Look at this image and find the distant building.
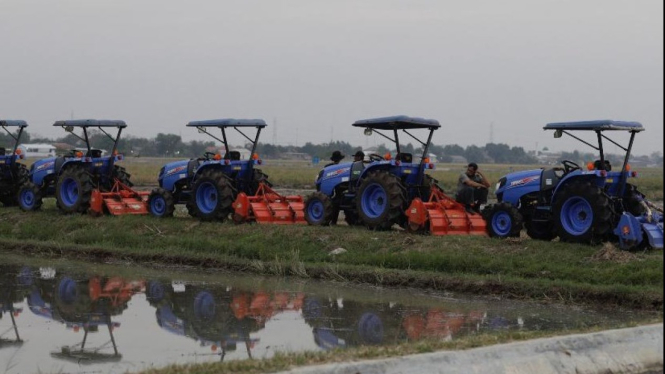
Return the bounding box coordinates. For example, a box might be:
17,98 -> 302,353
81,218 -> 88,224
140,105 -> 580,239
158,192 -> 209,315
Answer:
17,143 -> 56,159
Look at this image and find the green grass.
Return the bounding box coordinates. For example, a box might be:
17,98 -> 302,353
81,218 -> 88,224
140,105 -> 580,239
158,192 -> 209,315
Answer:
0,206 -> 662,310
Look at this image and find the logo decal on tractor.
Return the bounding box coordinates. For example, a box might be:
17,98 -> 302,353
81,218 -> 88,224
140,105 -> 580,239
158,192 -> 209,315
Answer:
35,161 -> 55,171
509,176 -> 539,187
325,167 -> 350,178
165,165 -> 187,176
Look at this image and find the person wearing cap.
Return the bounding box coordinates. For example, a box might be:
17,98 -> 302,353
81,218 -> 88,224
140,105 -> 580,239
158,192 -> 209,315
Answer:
325,150 -> 345,167
353,150 -> 365,162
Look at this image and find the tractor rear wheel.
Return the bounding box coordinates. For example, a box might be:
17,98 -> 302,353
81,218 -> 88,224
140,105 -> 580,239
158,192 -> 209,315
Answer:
250,169 -> 272,194
553,181 -> 614,244
17,182 -> 43,211
482,203 -> 523,238
56,166 -> 93,214
304,192 -> 336,225
113,165 -> 133,188
148,188 -> 175,218
187,169 -> 235,221
356,171 -> 406,230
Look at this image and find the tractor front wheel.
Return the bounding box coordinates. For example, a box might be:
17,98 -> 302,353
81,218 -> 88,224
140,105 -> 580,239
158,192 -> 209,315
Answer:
553,181 -> 613,244
148,188 -> 175,218
187,169 -> 236,221
482,203 -> 523,238
356,171 -> 406,230
304,192 -> 336,225
55,166 -> 93,214
17,182 -> 43,211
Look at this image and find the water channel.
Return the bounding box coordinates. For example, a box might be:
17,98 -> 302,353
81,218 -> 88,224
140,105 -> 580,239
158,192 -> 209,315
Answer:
0,252 -> 657,374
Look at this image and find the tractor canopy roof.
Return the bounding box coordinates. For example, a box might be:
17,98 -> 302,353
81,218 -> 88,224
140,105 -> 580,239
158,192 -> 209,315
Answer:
53,119 -> 127,128
352,115 -> 440,130
186,119 -> 267,128
544,120 -> 644,132
0,120 -> 28,127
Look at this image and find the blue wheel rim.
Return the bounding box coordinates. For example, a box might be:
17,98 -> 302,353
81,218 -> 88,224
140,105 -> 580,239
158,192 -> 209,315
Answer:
57,277 -> 78,304
560,197 -> 593,235
195,182 -> 217,214
307,199 -> 324,222
150,195 -> 166,216
491,211 -> 512,236
193,291 -> 216,320
20,188 -> 35,209
358,312 -> 384,344
361,183 -> 387,219
60,178 -> 79,207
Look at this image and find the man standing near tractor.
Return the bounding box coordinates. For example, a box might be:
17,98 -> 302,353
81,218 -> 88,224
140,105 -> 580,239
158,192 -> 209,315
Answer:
456,162 -> 490,213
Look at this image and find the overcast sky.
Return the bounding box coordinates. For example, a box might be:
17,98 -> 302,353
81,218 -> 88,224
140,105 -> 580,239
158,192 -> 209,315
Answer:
1,0 -> 662,155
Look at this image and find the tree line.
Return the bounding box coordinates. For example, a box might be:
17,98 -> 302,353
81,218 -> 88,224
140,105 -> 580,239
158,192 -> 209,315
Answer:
2,129 -> 661,166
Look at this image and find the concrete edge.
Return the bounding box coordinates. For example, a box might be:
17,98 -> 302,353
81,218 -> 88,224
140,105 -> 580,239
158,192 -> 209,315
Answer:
277,323 -> 663,374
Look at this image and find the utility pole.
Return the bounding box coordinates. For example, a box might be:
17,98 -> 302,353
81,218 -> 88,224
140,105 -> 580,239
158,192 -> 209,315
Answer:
272,118 -> 277,145
489,121 -> 494,144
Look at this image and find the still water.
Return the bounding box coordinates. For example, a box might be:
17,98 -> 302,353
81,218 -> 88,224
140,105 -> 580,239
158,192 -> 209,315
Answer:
0,253 -> 656,374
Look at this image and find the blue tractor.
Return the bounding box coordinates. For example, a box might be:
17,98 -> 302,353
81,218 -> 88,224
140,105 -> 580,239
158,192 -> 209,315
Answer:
304,115 -> 439,230
0,120 -> 29,207
148,119 -> 269,221
17,120 -> 132,213
483,120 -> 663,250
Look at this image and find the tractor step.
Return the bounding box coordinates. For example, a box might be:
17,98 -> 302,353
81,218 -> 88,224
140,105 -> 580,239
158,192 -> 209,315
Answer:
233,183 -> 306,224
406,185 -> 487,236
90,180 -> 149,216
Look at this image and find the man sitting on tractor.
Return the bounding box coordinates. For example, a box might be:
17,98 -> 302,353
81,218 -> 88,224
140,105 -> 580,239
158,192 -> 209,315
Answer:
456,162 -> 490,213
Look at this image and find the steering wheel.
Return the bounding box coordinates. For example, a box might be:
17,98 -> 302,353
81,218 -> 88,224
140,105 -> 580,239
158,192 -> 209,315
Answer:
368,153 -> 384,162
561,160 -> 580,173
203,151 -> 217,160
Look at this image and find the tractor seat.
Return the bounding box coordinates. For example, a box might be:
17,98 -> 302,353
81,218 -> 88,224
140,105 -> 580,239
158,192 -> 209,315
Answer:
225,151 -> 241,161
397,153 -> 412,163
0,147 -> 5,156
593,160 -> 611,171
87,149 -> 103,158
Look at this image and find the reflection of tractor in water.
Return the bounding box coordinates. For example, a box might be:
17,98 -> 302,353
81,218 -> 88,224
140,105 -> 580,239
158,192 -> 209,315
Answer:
0,265 -> 34,347
27,271 -> 144,363
301,296 -> 486,349
146,279 -> 304,361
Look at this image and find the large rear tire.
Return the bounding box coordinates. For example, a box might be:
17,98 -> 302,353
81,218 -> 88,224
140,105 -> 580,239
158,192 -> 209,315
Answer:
356,171 -> 406,230
482,203 -> 523,238
17,182 -> 43,211
553,181 -> 614,244
113,165 -> 133,188
148,188 -> 175,218
187,169 -> 235,221
56,166 -> 93,214
304,192 -> 336,225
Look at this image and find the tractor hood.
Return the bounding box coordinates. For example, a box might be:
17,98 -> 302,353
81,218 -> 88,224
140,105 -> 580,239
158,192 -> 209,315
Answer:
31,157 -> 57,173
500,169 -> 542,190
159,160 -> 190,180
495,169 -> 542,205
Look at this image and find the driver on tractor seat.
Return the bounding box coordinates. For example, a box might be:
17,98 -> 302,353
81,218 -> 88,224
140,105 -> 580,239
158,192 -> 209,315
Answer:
325,150 -> 345,167
353,150 -> 365,162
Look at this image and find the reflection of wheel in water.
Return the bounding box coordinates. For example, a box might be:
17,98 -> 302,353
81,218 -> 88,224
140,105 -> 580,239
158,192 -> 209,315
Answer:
193,291 -> 216,320
146,280 -> 166,303
357,312 -> 384,344
57,277 -> 79,304
302,297 -> 323,320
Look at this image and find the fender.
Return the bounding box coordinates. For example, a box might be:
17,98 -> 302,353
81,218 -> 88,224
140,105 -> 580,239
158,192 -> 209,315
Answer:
551,170 -> 607,203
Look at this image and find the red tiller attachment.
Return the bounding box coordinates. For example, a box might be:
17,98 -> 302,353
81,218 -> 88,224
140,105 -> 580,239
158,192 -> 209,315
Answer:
406,185 -> 487,236
89,179 -> 150,216
233,182 -> 306,224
